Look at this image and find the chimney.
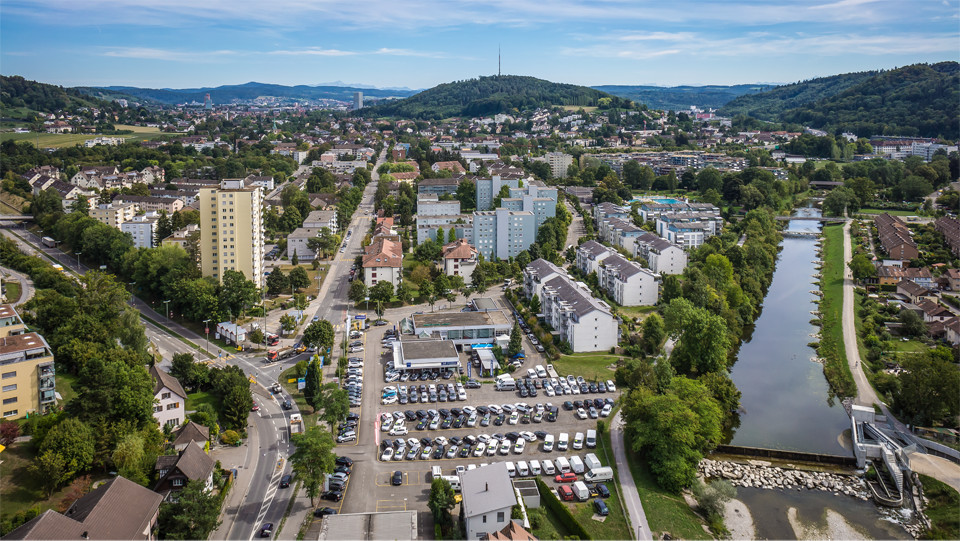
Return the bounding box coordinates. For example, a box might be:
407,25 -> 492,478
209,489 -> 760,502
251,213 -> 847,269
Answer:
485,482 -> 489,491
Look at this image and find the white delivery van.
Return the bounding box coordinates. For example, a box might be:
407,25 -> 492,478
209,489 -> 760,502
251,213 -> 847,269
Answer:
441,475 -> 462,491
542,459 -> 556,475
584,466 -> 614,483
535,365 -> 547,377
569,455 -> 585,474
529,459 -> 542,475
586,429 -> 597,449
517,460 -> 529,477
558,432 -> 569,451
556,456 -> 571,473
431,465 -> 443,480
505,461 -> 517,477
573,432 -> 584,450
496,376 -> 516,391
543,434 -> 555,452
584,453 -> 602,472
572,481 -> 590,501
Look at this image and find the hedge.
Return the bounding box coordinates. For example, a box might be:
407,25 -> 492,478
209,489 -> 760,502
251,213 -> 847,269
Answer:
534,477 -> 591,540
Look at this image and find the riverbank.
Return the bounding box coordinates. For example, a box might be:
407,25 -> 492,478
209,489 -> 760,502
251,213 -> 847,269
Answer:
816,223 -> 857,397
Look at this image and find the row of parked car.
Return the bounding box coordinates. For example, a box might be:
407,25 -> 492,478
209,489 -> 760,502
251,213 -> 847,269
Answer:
377,427 -> 600,462
381,381 -> 468,405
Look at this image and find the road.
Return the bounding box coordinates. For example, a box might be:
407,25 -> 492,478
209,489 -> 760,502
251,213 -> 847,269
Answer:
841,220 -> 960,492
610,412 -> 652,540
0,265 -> 34,306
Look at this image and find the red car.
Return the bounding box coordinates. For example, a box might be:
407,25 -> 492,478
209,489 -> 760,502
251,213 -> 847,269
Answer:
555,472 -> 577,483
557,485 -> 575,501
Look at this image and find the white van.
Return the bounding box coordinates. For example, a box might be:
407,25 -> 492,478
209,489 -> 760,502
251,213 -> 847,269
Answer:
535,365 -> 547,378
505,461 -> 517,477
441,475 -> 462,492
529,459 -> 542,475
586,429 -> 597,449
569,455 -> 585,474
556,456 -> 571,473
431,465 -> 443,480
542,459 -> 556,475
517,460 -> 529,477
558,432 -> 569,451
573,432 -> 584,450
543,434 -> 555,452
584,466 -> 614,483
496,376 -> 516,391
584,453 -> 602,472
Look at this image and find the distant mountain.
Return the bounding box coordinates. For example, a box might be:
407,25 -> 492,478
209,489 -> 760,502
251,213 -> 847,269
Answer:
363,75 -> 629,119
1,75 -> 114,118
720,62 -> 959,139
592,84 -> 772,111
75,81 -> 419,105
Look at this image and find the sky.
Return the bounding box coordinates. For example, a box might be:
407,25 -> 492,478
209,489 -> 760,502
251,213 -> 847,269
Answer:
1,0 -> 958,91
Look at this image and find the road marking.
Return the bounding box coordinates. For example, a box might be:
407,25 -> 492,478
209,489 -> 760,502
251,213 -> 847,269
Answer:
376,499 -> 407,512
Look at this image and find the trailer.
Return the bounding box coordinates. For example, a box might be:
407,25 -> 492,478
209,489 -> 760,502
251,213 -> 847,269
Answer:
289,413 -> 303,435
41,236 -> 57,248
266,347 -> 295,363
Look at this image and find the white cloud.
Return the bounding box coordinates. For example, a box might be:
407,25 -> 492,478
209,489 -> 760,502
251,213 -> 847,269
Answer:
101,47 -> 239,61
268,48 -> 358,57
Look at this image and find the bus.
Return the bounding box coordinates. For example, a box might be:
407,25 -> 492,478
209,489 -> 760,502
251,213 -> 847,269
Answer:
41,236 -> 56,248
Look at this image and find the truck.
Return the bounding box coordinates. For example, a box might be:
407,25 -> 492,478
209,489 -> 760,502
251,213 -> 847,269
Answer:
266,347 -> 297,362
289,413 -> 303,435
572,481 -> 590,502
266,334 -> 280,346
41,236 -> 56,248
584,467 -> 614,483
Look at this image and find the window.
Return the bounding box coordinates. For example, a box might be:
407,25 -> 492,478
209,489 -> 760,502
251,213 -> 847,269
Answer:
3,410 -> 18,417
161,392 -> 171,400
167,402 -> 180,410
2,397 -> 17,405
482,515 -> 487,524
172,478 -> 184,487
1,384 -> 16,392
154,405 -> 163,412
1,371 -> 15,379
497,511 -> 504,522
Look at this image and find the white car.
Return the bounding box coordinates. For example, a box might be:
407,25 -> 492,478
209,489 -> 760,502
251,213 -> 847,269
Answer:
486,443 -> 498,456
542,459 -> 556,475
508,412 -> 519,425
519,431 -> 537,442
349,346 -> 364,353
573,432 -> 584,450
390,425 -> 408,436
457,389 -> 467,400
434,436 -> 449,447
601,404 -> 612,417
381,395 -> 398,405
473,442 -> 486,456
513,439 -> 525,454
463,405 -> 476,415
606,380 -> 616,392
380,417 -> 393,431
429,417 -> 441,430
488,404 -> 502,414
381,447 -> 394,461
476,434 -> 491,443
576,408 -> 588,419
499,440 -> 511,455
467,415 -> 478,427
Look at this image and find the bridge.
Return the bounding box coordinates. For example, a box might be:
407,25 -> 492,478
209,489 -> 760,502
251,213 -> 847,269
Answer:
0,215 -> 34,222
775,216 -> 846,223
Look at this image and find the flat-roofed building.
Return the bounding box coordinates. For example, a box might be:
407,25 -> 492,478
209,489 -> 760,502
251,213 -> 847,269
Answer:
317,511 -> 418,541
198,179 -> 265,288
121,213 -> 160,249
411,309 -> 512,346
0,304 -> 27,337
287,227 -> 321,261
0,331 -> 56,419
90,202 -> 136,228
391,339 -> 460,371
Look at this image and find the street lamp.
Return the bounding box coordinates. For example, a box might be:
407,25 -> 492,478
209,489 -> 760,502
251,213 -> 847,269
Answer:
163,300 -> 171,321
76,252 -> 81,269
203,319 -> 211,353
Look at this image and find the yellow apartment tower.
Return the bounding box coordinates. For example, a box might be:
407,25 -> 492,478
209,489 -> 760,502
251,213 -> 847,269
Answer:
198,179 -> 265,289
0,305 -> 56,419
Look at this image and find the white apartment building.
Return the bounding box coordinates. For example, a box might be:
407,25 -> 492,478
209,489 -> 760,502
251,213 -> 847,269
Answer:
596,253 -> 659,306
634,233 -> 688,275
120,213 -> 160,249
90,202 -> 136,228
287,227 -> 321,261
441,239 -> 479,284
363,237 -> 402,288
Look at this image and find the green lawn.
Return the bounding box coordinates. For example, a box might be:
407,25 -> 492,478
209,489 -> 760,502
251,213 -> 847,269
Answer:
186,391 -> 217,413
817,223 -> 856,397
0,442 -> 92,523
619,435 -> 712,540
887,339 -> 930,354
857,208 -> 919,217
573,431 -> 632,540
918,474 -> 960,540
3,282 -> 21,304
279,366 -> 319,428
55,372 -> 79,405
528,505 -> 573,539
553,352 -> 621,382
0,126 -> 176,149
617,305 -> 658,322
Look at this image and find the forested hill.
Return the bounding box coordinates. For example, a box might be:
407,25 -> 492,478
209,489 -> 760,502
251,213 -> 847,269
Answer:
364,75 -> 629,119
594,84 -> 771,111
720,62 -> 960,139
77,81 -> 418,105
1,75 -> 114,117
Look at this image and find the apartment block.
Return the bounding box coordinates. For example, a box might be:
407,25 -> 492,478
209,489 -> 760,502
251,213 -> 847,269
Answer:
472,209 -> 535,260
198,179 -> 265,288
302,209 -> 338,232
363,237 -> 403,288
475,176 -> 520,211
500,182 -> 558,229
90,202 -> 136,228
416,215 -> 472,245
0,315 -> 56,420
533,152 -> 573,178
287,227 -> 321,261
417,195 -> 461,216
121,213 -> 160,249
417,178 -> 461,198
441,239 -> 479,284
634,232 -> 687,275
577,242 -> 659,306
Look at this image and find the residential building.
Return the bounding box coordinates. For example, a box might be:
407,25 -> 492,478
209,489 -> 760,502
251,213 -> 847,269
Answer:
576,240 -> 613,275
353,91 -> 363,110
154,444 -> 215,500
523,259 -> 618,352
113,195 -> 184,215
441,238 -> 479,284
500,182 -> 558,229
875,213 -> 918,260
0,329 -> 56,419
417,178 -> 461,197
431,161 -> 466,174
302,209 -> 338,232
363,237 -> 402,288
288,227 -> 321,261
472,209 -> 535,260
461,463 -> 518,540
198,179 -> 266,288
577,243 -> 660,306
600,217 -> 645,254
416,215 -> 472,245
488,521 -> 538,541
90,202 -> 136,228
121,213 -> 160,249
245,175 -> 276,191
634,232 -> 687,275
417,195 -> 461,216
943,268 -> 960,292
411,310 -> 512,346
659,220 -> 706,250
536,152 -> 573,179
3,476 -> 163,541
476,176 -> 520,211
934,217 -> 960,257
150,365 -> 186,429
0,304 -> 27,337
875,265 -> 934,288
172,421 -> 210,452
162,224 -> 200,251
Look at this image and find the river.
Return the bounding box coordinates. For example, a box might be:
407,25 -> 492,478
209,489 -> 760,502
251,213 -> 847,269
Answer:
728,208 -> 850,454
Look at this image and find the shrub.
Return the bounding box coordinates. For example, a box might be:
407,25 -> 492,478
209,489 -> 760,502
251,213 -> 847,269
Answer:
534,477 -> 591,540
220,430 -> 240,445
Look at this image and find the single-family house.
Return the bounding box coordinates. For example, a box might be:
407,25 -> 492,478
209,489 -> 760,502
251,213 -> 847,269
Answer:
150,365 -> 186,429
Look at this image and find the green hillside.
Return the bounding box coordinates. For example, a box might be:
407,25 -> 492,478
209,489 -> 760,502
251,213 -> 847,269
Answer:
365,75 -> 629,119
594,84 -> 770,111
1,75 -> 113,120
719,62 -> 959,139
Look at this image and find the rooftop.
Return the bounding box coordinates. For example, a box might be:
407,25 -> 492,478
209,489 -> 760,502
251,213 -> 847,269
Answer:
397,339 -> 459,361
460,462 -> 517,518
317,510 -> 418,541
413,309 -> 510,328
0,332 -> 50,356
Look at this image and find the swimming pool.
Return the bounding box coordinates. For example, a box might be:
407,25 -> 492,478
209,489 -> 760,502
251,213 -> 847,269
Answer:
629,197 -> 682,205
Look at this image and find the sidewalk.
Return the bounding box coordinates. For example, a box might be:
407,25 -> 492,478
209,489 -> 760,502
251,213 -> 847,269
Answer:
210,414 -> 259,540
610,412 -> 653,541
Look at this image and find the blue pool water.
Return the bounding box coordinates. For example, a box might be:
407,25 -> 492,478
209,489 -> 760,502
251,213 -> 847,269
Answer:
629,197 -> 681,205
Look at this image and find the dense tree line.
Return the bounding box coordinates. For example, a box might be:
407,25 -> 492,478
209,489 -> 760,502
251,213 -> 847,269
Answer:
1,75 -> 119,118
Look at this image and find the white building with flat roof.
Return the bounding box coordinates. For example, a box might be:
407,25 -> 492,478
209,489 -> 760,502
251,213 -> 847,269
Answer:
391,339 -> 460,371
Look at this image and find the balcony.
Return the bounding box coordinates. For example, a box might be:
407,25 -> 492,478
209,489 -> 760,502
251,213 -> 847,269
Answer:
39,390 -> 56,404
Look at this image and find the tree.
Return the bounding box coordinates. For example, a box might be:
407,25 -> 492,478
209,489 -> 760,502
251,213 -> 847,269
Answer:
663,298 -> 730,375
248,328 -> 265,346
31,450 -> 72,497
288,266 -> 310,291
641,313 -> 666,355
418,280 -> 434,305
279,313 -> 297,334
158,479 -> 222,539
414,239 -> 442,262
154,211 -> 174,246
508,322 -> 523,357
318,382 -> 349,431
303,320 -> 334,351
348,279 -> 367,303
822,186 -> 860,216
894,349 -> 960,426
899,309 -> 926,338
409,264 -> 432,286
691,479 -> 736,525
291,251 -> 299,266
369,280 -> 394,303
434,273 -> 450,297
303,357 -> 322,412
112,433 -> 147,485
38,418 -> 95,481
289,427 -> 337,505
220,270 -> 259,317
221,385 -> 253,431
848,253 -> 877,282
395,281 -> 411,305
170,353 -> 208,392
472,266 -> 487,295
428,477 -> 456,527
0,420 -> 20,447
529,294 -> 541,314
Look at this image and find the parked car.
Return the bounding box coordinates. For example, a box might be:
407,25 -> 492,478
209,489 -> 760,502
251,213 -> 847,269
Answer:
555,472 -> 577,483
594,498 -> 609,516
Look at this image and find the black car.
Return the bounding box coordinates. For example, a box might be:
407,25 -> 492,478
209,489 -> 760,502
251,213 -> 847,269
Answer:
279,474 -> 292,488
282,399 -> 293,410
595,483 -> 611,498
334,465 -> 352,475
594,398 -> 605,409
534,430 -> 548,440
440,418 -> 453,429
573,400 -> 584,409
458,446 -> 470,458
518,387 -> 529,398
433,446 -> 445,459
450,408 -> 463,417
594,498 -> 609,516
416,409 -> 428,419
405,410 -> 417,421
314,507 -> 338,517
450,436 -> 462,446
562,401 -> 574,410
392,471 -> 403,486
335,456 -> 354,467
381,439 -> 393,450
598,382 -> 607,393
259,523 -> 274,538
321,490 -> 343,501
505,432 -> 520,441
452,416 -> 465,429
493,414 -> 505,426
546,409 -> 558,422
346,413 -> 359,421
439,408 -> 451,417
589,383 -> 598,393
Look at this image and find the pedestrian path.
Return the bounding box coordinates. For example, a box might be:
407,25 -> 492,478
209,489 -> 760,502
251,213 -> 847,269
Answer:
610,412 -> 652,540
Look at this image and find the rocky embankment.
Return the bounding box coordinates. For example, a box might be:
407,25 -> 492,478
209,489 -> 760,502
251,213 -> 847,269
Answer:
699,459 -> 870,500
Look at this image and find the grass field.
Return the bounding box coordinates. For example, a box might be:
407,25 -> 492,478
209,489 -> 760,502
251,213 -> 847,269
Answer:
0,124 -> 173,149
561,105 -> 598,112
817,223 -> 856,397
857,208 -> 919,216
528,505 -> 573,539
279,366 -> 320,428
55,371 -> 79,404
3,282 -> 21,304
887,339 -> 930,354
186,391 -> 217,413
620,436 -> 712,540
553,352 -> 620,382
918,474 -> 960,539
0,442 -> 93,522
617,305 -> 658,322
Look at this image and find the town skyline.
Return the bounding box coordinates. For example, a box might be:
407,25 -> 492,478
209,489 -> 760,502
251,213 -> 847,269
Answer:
1,0 -> 957,89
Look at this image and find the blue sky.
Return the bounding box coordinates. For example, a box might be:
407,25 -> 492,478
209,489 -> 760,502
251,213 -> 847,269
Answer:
2,0 -> 957,90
